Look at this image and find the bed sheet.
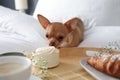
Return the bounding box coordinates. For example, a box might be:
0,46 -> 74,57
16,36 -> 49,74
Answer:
80,26 -> 120,48
0,31 -> 48,55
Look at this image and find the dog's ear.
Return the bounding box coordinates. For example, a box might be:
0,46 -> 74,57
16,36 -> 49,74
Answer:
64,18 -> 79,32
37,14 -> 50,29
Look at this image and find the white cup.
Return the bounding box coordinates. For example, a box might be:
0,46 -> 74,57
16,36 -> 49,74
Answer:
0,56 -> 32,80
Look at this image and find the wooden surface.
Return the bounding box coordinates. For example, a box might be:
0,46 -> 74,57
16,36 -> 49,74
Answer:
29,47 -> 120,80
46,47 -> 99,80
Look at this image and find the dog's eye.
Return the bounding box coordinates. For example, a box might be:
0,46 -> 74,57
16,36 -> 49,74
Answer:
58,36 -> 63,40
46,34 -> 48,38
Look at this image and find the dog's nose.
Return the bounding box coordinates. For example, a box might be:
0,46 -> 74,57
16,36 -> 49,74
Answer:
49,42 -> 56,46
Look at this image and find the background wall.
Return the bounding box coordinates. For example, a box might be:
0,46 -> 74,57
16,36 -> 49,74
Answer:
0,0 -> 38,15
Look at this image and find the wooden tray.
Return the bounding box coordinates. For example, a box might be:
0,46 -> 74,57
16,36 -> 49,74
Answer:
28,47 -> 111,80
47,47 -> 96,80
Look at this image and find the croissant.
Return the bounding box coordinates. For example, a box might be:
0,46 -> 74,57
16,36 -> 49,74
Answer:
87,54 -> 120,78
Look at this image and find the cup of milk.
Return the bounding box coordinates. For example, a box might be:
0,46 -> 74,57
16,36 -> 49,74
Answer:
0,56 -> 32,80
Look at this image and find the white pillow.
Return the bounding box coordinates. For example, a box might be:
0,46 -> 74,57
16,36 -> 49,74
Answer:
0,6 -> 48,53
33,0 -> 96,30
0,6 -> 46,41
34,0 -> 120,26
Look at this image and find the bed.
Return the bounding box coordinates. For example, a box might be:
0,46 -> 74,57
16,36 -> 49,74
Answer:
0,0 -> 120,55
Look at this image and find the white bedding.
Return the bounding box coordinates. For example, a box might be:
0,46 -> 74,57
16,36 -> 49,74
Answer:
80,26 -> 120,48
0,4 -> 120,55
34,0 -> 120,26
0,6 -> 48,54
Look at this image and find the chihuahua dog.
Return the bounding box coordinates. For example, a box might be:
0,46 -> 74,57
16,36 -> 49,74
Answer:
37,14 -> 84,48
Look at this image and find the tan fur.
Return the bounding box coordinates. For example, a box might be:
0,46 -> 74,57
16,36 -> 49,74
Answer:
37,14 -> 84,48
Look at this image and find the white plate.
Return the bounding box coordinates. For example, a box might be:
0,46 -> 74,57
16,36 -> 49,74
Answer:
29,75 -> 42,80
80,57 -> 120,80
